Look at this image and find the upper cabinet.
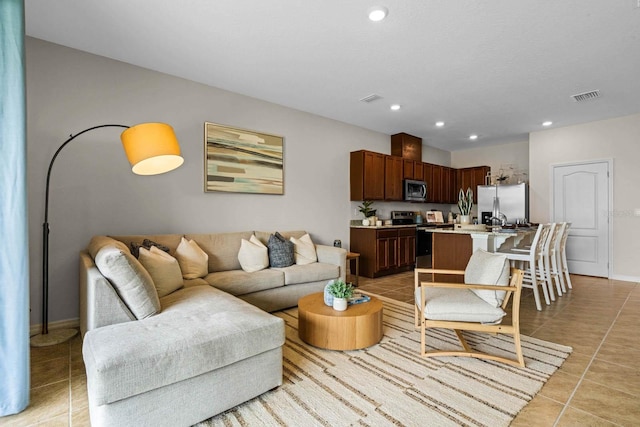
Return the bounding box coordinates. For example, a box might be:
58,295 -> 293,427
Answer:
391,133 -> 422,161
384,155 -> 403,201
350,148 -> 489,204
457,166 -> 490,201
350,150 -> 385,201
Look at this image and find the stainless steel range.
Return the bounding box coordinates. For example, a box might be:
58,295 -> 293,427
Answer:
390,210 -> 416,225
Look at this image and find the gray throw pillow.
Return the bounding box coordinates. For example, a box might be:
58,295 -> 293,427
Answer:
267,232 -> 295,268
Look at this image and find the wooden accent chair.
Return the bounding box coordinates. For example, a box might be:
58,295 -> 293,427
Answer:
414,249 -> 525,367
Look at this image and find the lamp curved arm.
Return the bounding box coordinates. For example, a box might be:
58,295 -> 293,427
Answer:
43,124 -> 129,225
41,124 -> 128,336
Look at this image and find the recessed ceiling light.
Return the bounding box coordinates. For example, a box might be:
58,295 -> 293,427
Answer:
390,104 -> 401,111
469,134 -> 478,140
542,121 -> 553,127
368,6 -> 388,21
435,121 -> 445,127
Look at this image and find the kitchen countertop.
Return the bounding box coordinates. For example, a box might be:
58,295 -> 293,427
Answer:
430,227 -> 534,235
350,223 -> 457,230
350,224 -> 417,229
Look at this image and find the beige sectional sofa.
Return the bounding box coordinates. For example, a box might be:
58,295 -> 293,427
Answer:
80,230 -> 346,427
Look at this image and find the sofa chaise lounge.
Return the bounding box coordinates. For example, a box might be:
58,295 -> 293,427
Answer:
80,230 -> 346,427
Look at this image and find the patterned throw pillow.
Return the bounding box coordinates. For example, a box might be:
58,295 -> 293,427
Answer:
267,232 -> 295,268
130,239 -> 171,258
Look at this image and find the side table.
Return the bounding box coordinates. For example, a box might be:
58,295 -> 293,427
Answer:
346,251 -> 360,286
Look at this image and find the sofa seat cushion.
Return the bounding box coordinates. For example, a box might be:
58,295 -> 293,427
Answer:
205,269 -> 284,296
82,286 -> 285,406
273,262 -> 339,285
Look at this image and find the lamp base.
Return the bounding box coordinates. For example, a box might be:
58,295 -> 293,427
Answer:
30,328 -> 78,347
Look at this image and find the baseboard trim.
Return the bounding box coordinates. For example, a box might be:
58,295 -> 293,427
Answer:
610,274 -> 640,283
30,318 -> 80,337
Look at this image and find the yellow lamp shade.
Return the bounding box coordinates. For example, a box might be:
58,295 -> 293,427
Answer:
120,123 -> 184,175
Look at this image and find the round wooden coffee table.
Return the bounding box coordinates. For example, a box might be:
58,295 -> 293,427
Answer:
298,292 -> 383,350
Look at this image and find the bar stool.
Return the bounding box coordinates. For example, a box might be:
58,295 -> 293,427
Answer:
559,222 -> 573,290
498,224 -> 549,311
549,222 -> 567,295
539,222 -> 558,302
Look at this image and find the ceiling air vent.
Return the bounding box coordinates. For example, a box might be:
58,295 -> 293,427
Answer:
359,93 -> 382,103
571,90 -> 601,102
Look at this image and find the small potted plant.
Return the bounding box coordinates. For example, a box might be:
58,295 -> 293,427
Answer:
327,280 -> 354,311
358,201 -> 377,226
458,187 -> 473,224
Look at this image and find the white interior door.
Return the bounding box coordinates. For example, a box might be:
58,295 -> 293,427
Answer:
552,161 -> 610,277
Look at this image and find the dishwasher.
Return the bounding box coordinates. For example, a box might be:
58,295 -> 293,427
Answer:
415,226 -> 433,268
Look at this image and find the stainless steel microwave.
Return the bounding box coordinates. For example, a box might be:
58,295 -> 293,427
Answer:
404,179 -> 427,202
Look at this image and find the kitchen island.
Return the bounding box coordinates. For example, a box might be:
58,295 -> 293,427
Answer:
430,227 -> 534,281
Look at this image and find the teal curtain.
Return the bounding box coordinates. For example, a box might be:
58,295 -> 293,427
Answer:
0,0 -> 30,416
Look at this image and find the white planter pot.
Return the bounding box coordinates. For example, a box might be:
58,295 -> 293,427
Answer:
333,298 -> 348,311
460,215 -> 471,225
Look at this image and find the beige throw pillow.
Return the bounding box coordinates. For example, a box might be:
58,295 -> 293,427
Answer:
138,246 -> 184,297
93,244 -> 160,319
175,237 -> 209,279
238,235 -> 269,273
290,233 -> 318,265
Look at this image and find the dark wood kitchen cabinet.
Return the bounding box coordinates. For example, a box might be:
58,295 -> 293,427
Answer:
384,155 -> 403,201
350,226 -> 416,278
397,228 -> 416,268
391,133 -> 422,161
350,150 -> 385,201
423,163 -> 434,202
431,165 -> 443,202
403,159 -> 424,180
457,166 -> 490,201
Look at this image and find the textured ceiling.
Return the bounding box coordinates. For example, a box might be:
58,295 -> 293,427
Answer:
25,0 -> 640,151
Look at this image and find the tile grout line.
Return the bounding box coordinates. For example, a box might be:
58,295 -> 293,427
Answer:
552,292 -> 632,426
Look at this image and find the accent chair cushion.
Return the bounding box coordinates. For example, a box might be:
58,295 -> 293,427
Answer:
175,237 -> 209,279
290,233 -> 317,265
238,235 -> 269,273
267,232 -> 295,268
415,287 -> 506,324
138,246 -> 184,297
464,249 -> 510,307
92,239 -> 161,320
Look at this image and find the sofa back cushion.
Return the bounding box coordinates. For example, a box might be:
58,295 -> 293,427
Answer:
185,231 -> 253,272
89,236 -> 160,319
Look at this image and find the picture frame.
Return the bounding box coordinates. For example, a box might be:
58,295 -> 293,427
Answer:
204,122 -> 284,194
426,211 -> 444,223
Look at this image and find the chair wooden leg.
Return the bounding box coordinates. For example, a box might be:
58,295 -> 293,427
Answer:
421,317 -> 426,356
454,329 -> 472,352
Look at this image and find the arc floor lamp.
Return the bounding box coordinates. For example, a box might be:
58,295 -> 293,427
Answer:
30,122 -> 184,347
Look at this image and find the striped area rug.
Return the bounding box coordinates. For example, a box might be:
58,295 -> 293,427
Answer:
196,296 -> 572,427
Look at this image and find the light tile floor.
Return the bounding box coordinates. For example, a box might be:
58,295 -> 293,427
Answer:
2,273 -> 639,426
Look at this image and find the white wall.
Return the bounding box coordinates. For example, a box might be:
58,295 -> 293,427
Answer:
451,140 -> 529,179
26,38 -> 402,325
529,113 -> 640,281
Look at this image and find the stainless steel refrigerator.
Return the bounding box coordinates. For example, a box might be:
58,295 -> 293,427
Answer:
477,183 -> 529,225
